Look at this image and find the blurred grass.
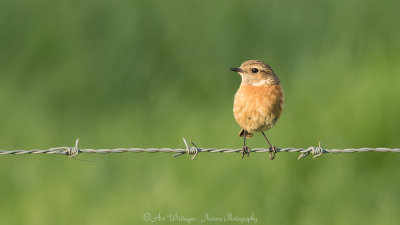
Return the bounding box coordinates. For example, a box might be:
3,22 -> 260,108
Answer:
0,0 -> 400,224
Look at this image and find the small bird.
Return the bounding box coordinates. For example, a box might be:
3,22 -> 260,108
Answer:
230,60 -> 284,160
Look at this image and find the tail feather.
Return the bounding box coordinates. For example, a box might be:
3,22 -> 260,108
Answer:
238,129 -> 253,138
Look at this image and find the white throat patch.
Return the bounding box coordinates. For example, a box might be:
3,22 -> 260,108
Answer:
251,80 -> 268,86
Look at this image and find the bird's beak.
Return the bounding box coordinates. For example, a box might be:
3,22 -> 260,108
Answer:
230,67 -> 243,72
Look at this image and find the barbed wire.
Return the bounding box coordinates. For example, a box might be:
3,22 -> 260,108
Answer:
0,138 -> 399,160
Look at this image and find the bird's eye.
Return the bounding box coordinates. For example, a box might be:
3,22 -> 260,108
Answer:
251,68 -> 258,73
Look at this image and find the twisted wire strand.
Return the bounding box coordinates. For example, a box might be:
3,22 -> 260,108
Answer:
0,138 -> 399,160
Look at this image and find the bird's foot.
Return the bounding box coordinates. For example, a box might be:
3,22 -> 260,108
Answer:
242,146 -> 251,159
268,146 -> 277,160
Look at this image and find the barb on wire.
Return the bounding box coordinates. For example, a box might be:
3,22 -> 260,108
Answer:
298,140 -> 323,160
0,138 -> 399,160
173,138 -> 199,160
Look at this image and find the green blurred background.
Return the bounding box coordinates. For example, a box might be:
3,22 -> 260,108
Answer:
0,0 -> 400,224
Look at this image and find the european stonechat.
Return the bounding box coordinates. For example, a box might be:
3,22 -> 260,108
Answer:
230,60 -> 284,160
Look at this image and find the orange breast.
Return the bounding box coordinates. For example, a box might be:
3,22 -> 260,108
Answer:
233,84 -> 284,133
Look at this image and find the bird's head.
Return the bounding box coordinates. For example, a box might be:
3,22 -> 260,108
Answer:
230,60 -> 280,86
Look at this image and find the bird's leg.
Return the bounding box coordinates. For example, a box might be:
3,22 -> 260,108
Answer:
262,131 -> 277,160
242,130 -> 251,158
